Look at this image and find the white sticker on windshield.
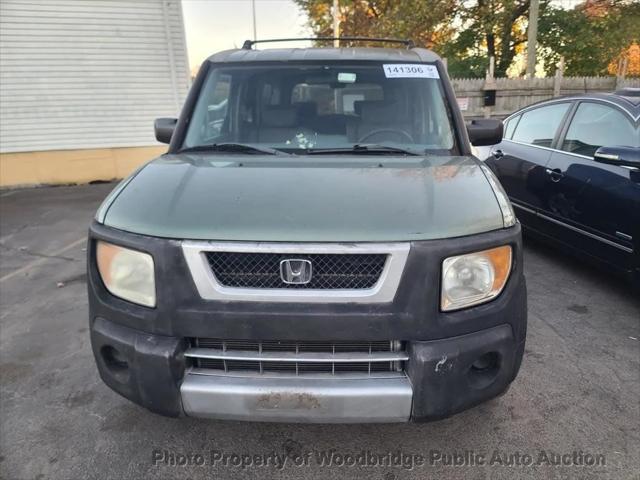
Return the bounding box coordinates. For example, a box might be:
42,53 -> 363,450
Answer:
383,64 -> 439,79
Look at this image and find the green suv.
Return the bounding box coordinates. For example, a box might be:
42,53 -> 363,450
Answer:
88,39 -> 527,423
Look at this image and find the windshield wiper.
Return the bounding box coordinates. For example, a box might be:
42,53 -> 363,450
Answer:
179,143 -> 289,155
306,144 -> 423,156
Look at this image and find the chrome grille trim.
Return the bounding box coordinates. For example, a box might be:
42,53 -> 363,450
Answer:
182,241 -> 410,303
187,369 -> 406,379
185,348 -> 408,363
186,339 -> 407,378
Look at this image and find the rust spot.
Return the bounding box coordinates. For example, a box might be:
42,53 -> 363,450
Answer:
256,391 -> 321,410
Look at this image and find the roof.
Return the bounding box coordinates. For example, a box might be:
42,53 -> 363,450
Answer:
582,90 -> 640,108
613,88 -> 640,105
206,47 -> 441,64
508,90 -> 640,120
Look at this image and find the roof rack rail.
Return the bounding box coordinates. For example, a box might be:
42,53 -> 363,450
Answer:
242,37 -> 415,50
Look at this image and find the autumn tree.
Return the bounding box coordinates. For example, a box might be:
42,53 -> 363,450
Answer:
609,43 -> 640,77
292,0 -> 457,49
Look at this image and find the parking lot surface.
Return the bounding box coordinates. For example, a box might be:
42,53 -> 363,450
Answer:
1,183 -> 638,480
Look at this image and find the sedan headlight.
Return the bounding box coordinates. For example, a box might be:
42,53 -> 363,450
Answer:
96,241 -> 156,307
441,245 -> 512,311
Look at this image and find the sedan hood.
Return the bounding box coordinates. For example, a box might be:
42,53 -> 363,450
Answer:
99,154 -> 504,242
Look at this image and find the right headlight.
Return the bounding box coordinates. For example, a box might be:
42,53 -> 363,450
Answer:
96,241 -> 156,307
441,245 -> 512,311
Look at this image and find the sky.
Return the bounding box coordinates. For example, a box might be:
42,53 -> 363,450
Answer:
182,0 -> 310,72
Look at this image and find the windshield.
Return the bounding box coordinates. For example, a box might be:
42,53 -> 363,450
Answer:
183,62 -> 457,154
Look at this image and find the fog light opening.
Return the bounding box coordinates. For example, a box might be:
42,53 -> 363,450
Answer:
471,352 -> 499,372
101,345 -> 130,381
468,352 -> 501,389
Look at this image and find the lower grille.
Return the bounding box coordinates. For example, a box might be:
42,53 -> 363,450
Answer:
186,339 -> 407,377
195,339 -> 396,352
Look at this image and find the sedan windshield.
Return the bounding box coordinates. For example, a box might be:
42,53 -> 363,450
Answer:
183,62 -> 457,154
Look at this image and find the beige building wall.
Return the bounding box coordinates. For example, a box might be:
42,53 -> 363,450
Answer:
0,146 -> 167,187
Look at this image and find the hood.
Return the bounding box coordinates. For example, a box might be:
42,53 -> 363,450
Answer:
99,154 -> 504,242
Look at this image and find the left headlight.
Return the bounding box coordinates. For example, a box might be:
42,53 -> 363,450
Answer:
441,245 -> 512,311
96,241 -> 156,307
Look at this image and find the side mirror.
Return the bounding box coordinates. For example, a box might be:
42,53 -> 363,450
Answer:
594,146 -> 640,169
154,117 -> 177,144
467,119 -> 503,147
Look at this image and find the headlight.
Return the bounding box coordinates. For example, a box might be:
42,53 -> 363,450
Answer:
96,241 -> 156,307
480,164 -> 516,228
441,245 -> 512,311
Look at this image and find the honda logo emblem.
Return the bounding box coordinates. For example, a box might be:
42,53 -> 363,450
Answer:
279,259 -> 313,285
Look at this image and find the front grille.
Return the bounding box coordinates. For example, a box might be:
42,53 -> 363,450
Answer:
195,339 -> 395,352
205,252 -> 387,289
186,339 -> 406,377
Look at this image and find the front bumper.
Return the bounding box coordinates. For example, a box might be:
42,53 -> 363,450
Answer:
88,222 -> 527,422
91,317 -> 524,422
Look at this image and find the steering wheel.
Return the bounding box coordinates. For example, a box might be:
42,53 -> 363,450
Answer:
358,129 -> 414,143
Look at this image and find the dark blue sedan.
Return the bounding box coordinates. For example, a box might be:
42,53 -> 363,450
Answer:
484,88 -> 640,282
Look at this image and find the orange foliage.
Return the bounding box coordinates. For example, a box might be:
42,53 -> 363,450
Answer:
578,0 -> 613,18
608,43 -> 640,76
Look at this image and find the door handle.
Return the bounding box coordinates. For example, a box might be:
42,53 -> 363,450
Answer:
545,168 -> 564,182
493,149 -> 504,159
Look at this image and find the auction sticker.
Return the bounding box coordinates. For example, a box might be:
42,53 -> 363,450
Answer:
383,64 -> 439,79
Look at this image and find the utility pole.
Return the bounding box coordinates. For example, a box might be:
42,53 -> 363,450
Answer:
333,0 -> 340,47
251,0 -> 257,41
526,0 -> 539,78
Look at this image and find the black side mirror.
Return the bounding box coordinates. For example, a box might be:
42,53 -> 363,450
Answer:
154,118 -> 177,144
467,119 -> 503,147
594,146 -> 640,169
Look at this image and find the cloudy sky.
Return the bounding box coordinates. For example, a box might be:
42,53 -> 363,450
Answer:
182,0 -> 309,70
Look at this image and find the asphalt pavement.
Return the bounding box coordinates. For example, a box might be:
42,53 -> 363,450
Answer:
1,183 -> 638,480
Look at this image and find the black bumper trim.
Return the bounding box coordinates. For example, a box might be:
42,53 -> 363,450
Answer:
408,324 -> 523,421
90,317 -> 186,417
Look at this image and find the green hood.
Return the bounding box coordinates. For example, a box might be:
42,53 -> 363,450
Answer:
99,154 -> 504,242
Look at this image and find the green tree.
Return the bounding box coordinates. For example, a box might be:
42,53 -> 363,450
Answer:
538,1 -> 640,76
441,0 -> 549,78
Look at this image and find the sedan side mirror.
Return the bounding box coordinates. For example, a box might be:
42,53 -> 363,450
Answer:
154,117 -> 177,144
467,119 -> 504,147
594,146 -> 640,169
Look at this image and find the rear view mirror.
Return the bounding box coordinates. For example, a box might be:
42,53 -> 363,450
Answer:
154,118 -> 177,144
594,146 -> 640,169
467,119 -> 503,147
